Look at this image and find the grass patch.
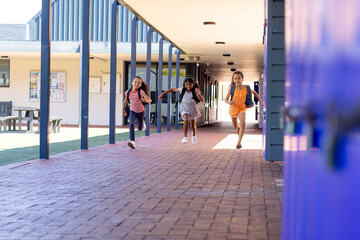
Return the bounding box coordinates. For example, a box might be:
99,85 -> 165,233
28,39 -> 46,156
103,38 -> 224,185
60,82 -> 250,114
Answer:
0,130 -> 155,166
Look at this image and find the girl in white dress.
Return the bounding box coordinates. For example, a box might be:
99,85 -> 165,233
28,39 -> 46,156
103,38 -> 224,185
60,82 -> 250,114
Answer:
159,76 -> 204,144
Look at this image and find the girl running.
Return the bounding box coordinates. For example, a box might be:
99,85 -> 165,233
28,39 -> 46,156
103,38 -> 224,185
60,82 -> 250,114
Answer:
225,71 -> 263,149
122,76 -> 152,149
159,75 -> 204,144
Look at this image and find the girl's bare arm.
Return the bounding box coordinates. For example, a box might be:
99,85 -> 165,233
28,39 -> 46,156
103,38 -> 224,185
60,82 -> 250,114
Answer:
251,90 -> 264,107
141,92 -> 152,103
195,88 -> 204,102
225,87 -> 232,105
122,97 -> 129,116
158,88 -> 180,100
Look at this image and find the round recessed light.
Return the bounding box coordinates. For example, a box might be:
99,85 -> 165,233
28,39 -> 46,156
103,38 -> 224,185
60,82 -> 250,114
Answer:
223,53 -> 231,57
227,61 -> 234,65
203,21 -> 216,25
230,68 -> 236,71
215,41 -> 225,44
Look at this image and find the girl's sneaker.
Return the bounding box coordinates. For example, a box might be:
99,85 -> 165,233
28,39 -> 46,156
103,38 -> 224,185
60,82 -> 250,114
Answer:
192,136 -> 197,144
181,137 -> 187,143
128,141 -> 136,149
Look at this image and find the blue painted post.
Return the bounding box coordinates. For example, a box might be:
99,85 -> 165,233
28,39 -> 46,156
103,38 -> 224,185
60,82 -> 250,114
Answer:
175,50 -> 181,130
145,27 -> 152,136
167,44 -> 173,131
80,0 -> 91,150
157,37 -> 164,133
109,0 -> 118,144
39,0 -> 51,159
131,16 -> 137,80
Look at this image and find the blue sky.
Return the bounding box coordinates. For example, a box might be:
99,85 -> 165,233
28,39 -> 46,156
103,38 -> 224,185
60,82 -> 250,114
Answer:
0,0 -> 42,24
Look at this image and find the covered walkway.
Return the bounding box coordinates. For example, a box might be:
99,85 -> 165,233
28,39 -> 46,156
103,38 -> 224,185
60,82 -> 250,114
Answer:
0,123 -> 282,240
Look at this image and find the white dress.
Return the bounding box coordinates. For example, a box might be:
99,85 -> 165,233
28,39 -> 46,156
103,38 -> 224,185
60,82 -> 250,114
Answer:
179,89 -> 201,120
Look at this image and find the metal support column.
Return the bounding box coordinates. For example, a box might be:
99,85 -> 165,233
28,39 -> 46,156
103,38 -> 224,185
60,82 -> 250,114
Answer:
130,16 -> 137,80
175,50 -> 181,130
80,0 -> 91,150
39,0 -> 52,159
145,27 -> 152,136
263,0 -> 285,161
109,0 -> 118,144
157,37 -> 164,133
166,44 -> 173,131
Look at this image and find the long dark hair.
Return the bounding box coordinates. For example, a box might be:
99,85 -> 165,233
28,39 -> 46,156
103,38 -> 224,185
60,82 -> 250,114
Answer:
230,71 -> 244,86
179,75 -> 200,104
132,76 -> 149,95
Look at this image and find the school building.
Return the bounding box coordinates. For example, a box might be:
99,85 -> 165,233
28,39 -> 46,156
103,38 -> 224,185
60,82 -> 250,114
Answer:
1,0 -> 360,239
0,1 -> 252,128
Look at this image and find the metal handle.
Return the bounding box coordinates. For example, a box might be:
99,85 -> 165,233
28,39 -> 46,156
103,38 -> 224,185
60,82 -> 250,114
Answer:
327,106 -> 360,169
280,106 -> 304,134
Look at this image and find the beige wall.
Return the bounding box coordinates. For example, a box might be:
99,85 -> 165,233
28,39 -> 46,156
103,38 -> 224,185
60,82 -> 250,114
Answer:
0,57 -> 125,126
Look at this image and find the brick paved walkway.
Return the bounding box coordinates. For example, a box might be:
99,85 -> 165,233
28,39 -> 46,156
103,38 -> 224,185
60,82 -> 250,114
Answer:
0,122 -> 283,240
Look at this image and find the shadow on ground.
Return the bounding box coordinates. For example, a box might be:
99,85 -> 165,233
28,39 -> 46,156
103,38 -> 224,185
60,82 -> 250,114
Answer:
0,130 -> 155,166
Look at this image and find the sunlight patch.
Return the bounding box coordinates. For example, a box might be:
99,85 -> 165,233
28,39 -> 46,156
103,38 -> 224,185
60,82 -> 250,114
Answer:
212,134 -> 263,150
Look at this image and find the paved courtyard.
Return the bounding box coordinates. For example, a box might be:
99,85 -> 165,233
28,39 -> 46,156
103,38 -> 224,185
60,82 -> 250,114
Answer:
0,122 -> 283,240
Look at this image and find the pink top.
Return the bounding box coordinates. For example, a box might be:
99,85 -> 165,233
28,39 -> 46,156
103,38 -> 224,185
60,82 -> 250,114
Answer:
126,89 -> 145,113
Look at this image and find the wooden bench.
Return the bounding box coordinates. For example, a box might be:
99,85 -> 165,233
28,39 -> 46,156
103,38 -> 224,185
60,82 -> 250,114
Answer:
0,101 -> 12,116
0,101 -> 18,132
49,117 -> 62,133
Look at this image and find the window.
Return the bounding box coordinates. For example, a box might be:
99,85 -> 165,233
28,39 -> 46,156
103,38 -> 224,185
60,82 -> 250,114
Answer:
0,59 -> 10,87
222,85 -> 228,101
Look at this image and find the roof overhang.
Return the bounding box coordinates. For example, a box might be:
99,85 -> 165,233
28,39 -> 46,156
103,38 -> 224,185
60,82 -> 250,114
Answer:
117,0 -> 264,82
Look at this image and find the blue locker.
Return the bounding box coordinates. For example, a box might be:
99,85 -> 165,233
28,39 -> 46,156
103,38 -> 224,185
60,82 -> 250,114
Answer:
283,0 -> 360,239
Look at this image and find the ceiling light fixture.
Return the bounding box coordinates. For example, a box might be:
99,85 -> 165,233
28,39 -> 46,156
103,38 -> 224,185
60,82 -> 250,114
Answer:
184,55 -> 200,62
203,21 -> 216,25
223,53 -> 231,57
215,41 -> 225,44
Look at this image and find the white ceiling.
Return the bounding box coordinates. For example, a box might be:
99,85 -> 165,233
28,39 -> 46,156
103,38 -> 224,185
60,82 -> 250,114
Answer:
121,0 -> 264,82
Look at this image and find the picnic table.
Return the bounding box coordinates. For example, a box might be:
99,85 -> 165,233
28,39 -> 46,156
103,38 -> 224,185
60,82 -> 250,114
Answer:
14,106 -> 40,132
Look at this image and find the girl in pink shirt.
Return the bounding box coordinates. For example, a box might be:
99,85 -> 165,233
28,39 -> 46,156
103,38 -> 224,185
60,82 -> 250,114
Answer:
122,76 -> 152,149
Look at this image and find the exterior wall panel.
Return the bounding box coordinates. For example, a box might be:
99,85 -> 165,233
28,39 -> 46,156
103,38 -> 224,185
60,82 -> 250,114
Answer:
0,57 -> 125,126
28,0 -> 160,42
